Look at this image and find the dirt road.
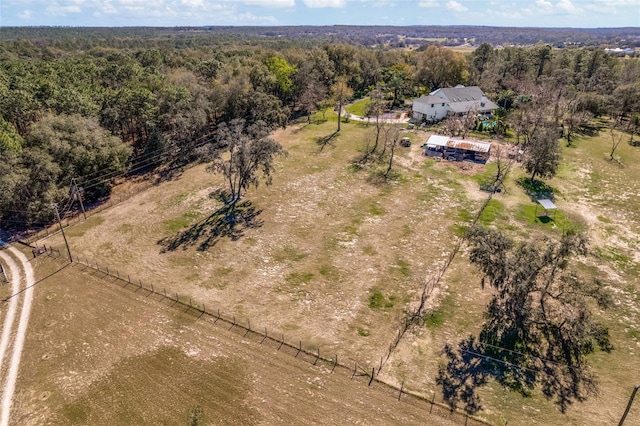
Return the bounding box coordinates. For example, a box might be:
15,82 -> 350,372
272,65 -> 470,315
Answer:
0,243 -> 34,426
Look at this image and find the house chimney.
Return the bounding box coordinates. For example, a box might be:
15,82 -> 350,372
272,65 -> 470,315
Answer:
481,95 -> 487,107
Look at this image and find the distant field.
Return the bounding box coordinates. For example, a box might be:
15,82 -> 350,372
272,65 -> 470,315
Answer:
38,118 -> 640,425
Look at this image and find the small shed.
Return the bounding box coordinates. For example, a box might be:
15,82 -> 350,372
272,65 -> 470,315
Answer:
424,135 -> 449,157
535,199 -> 557,219
423,135 -> 491,163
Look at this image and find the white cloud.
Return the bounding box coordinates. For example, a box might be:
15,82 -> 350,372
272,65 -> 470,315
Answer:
556,0 -> 581,14
302,0 -> 346,8
418,0 -> 439,7
181,0 -> 204,7
446,0 -> 468,12
495,10 -> 523,19
533,0 -> 553,14
593,0 -> 639,5
99,0 -> 118,14
369,0 -> 397,8
18,10 -> 32,19
243,0 -> 295,7
46,2 -> 82,15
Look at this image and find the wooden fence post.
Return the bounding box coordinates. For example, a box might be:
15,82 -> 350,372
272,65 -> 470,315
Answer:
244,320 -> 251,337
351,362 -> 357,379
278,334 -> 284,350
398,380 -> 404,401
261,328 -> 267,344
313,348 -> 320,366
295,340 -> 302,357
331,355 -> 338,372
368,368 -> 375,386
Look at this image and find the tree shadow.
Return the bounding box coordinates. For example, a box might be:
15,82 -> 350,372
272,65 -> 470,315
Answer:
437,330 -> 600,414
315,131 -> 339,152
436,336 -> 488,415
158,199 -> 263,252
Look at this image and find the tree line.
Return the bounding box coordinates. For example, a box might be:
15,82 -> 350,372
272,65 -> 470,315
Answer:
1,30 -> 639,228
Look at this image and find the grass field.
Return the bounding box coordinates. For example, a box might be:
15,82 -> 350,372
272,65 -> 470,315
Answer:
36,118 -> 640,425
345,98 -> 370,117
12,254 -> 462,426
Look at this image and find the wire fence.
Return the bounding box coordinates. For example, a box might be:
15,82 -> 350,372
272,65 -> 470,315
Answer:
38,247 -> 495,426
20,180 -> 155,245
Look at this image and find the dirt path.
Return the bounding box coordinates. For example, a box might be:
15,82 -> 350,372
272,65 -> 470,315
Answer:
0,244 -> 34,426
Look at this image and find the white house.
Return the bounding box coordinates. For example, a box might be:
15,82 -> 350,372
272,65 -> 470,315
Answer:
412,85 -> 498,122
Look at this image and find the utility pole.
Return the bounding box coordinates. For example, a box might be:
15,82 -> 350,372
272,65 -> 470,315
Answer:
70,178 -> 86,220
52,203 -> 72,263
619,384 -> 640,426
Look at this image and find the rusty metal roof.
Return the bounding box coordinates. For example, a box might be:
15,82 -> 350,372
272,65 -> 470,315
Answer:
446,139 -> 492,153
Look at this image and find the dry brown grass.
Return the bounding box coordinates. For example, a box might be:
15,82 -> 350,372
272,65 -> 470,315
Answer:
13,253 -> 466,426
37,119 -> 640,425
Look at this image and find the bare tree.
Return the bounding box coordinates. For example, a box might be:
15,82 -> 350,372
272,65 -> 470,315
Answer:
384,127 -> 400,179
331,77 -> 353,132
365,85 -> 386,157
609,124 -> 624,162
209,119 -> 285,206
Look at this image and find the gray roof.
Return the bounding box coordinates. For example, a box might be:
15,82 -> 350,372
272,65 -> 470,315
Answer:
413,95 -> 445,105
448,99 -> 499,113
432,86 -> 486,103
537,199 -> 557,210
414,85 -> 498,113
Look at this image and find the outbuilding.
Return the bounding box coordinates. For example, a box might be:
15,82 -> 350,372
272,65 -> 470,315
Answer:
423,135 -> 491,163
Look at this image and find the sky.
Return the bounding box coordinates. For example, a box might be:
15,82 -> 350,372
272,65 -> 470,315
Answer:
0,0 -> 638,28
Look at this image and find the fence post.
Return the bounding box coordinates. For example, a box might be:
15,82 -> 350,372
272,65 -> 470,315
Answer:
244,320 -> 251,337
261,328 -> 267,344
398,380 -> 404,401
163,288 -> 167,299
278,334 -> 284,350
116,270 -> 119,279
379,356 -> 383,373
229,316 -> 235,330
296,340 -> 302,357
214,309 -> 220,324
368,368 -> 375,386
331,355 -> 338,372
202,304 -> 205,313
313,348 -> 320,366
351,362 -> 357,379
106,266 -> 109,275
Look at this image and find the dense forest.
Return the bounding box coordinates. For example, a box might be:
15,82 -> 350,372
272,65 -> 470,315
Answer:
1,27 -> 639,229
